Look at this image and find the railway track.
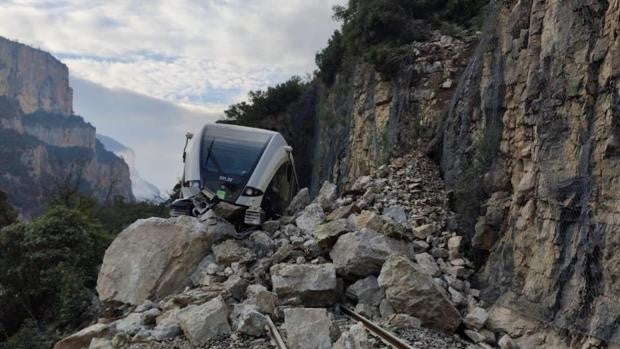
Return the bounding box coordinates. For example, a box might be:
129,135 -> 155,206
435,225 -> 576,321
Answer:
340,305 -> 415,349
265,306 -> 415,349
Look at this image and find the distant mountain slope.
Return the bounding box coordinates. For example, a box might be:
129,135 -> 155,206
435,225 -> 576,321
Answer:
0,37 -> 133,217
97,134 -> 163,202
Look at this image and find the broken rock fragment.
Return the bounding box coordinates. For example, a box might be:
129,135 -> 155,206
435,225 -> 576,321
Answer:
312,218 -> 350,250
177,295 -> 230,346
212,239 -> 256,265
378,255 -> 461,332
284,308 -> 332,349
97,216 -> 234,305
270,263 -> 337,306
345,275 -> 384,307
330,229 -> 408,277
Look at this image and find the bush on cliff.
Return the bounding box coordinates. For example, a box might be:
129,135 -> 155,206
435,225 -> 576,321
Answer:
319,0 -> 487,80
222,76 -> 307,127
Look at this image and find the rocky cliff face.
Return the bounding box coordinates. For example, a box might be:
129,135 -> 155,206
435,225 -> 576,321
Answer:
0,37 -> 133,216
310,31 -> 478,192
0,37 -> 73,115
439,0 -> 620,346
297,1 -> 618,347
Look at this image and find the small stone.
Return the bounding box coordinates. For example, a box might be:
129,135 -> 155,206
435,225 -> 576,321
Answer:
464,329 -> 486,343
379,298 -> 395,318
326,204 -> 359,221
284,308 -> 332,349
213,239 -> 256,265
480,329 -> 496,344
414,253 -> 440,276
316,181 -> 337,210
54,324 -> 109,349
113,313 -> 143,335
250,231 -> 275,258
286,188 -> 311,215
354,303 -> 379,319
332,322 -> 370,349
412,224 -> 437,240
464,306 -> 489,330
246,284 -> 278,315
383,206 -> 408,225
312,219 -> 350,250
88,338 -> 113,349
262,220 -> 280,233
411,240 -> 429,253
270,263 -> 337,307
141,308 -> 161,325
345,276 -> 384,307
441,78 -> 453,89
177,296 -> 231,346
498,334 -> 518,349
385,314 -> 422,330
223,275 -> 249,301
235,308 -> 267,337
296,203 -> 326,234
447,235 -> 463,260
445,265 -> 473,279
349,210 -> 384,232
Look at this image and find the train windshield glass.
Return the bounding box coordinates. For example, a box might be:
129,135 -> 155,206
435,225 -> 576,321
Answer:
200,127 -> 271,203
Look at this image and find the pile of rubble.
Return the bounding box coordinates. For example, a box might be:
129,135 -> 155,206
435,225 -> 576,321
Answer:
55,152 -> 517,349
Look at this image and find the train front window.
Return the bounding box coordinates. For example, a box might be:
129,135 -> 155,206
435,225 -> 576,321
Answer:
200,128 -> 271,202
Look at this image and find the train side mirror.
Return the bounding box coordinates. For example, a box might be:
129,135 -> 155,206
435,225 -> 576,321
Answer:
183,132 -> 194,162
284,146 -> 293,152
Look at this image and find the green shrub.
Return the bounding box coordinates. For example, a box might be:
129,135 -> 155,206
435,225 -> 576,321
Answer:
0,207 -> 111,340
314,0 -> 487,80
0,191 -> 16,230
315,31 -> 345,85
223,76 -> 307,126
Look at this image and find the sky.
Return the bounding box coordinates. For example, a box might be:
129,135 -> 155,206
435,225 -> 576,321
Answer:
0,0 -> 344,193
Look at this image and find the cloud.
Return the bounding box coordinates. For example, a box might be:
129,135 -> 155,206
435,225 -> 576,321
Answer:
71,76 -> 219,193
0,0 -> 345,110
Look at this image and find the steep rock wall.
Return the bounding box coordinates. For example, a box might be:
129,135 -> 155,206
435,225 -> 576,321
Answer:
312,32 -> 477,192
0,37 -> 133,217
440,0 -> 619,345
0,37 -> 73,115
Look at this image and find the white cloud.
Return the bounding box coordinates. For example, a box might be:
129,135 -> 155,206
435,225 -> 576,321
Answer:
0,0 -> 345,110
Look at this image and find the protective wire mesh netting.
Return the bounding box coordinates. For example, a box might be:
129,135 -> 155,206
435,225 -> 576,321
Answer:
486,171 -> 620,346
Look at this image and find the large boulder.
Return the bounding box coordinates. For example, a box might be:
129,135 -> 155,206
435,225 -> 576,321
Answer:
286,187 -> 311,215
296,203 -> 325,234
97,216 -> 234,304
54,324 -> 109,349
270,263 -> 337,306
345,276 -> 384,307
312,219 -> 350,250
284,308 -> 333,349
177,296 -> 231,346
315,181 -> 337,210
329,229 -> 409,277
378,255 -> 461,332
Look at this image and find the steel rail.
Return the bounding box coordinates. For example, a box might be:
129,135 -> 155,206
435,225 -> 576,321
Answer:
340,305 -> 415,349
265,315 -> 287,349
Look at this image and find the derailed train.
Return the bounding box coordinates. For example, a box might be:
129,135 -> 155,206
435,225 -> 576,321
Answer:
170,123 -> 299,225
